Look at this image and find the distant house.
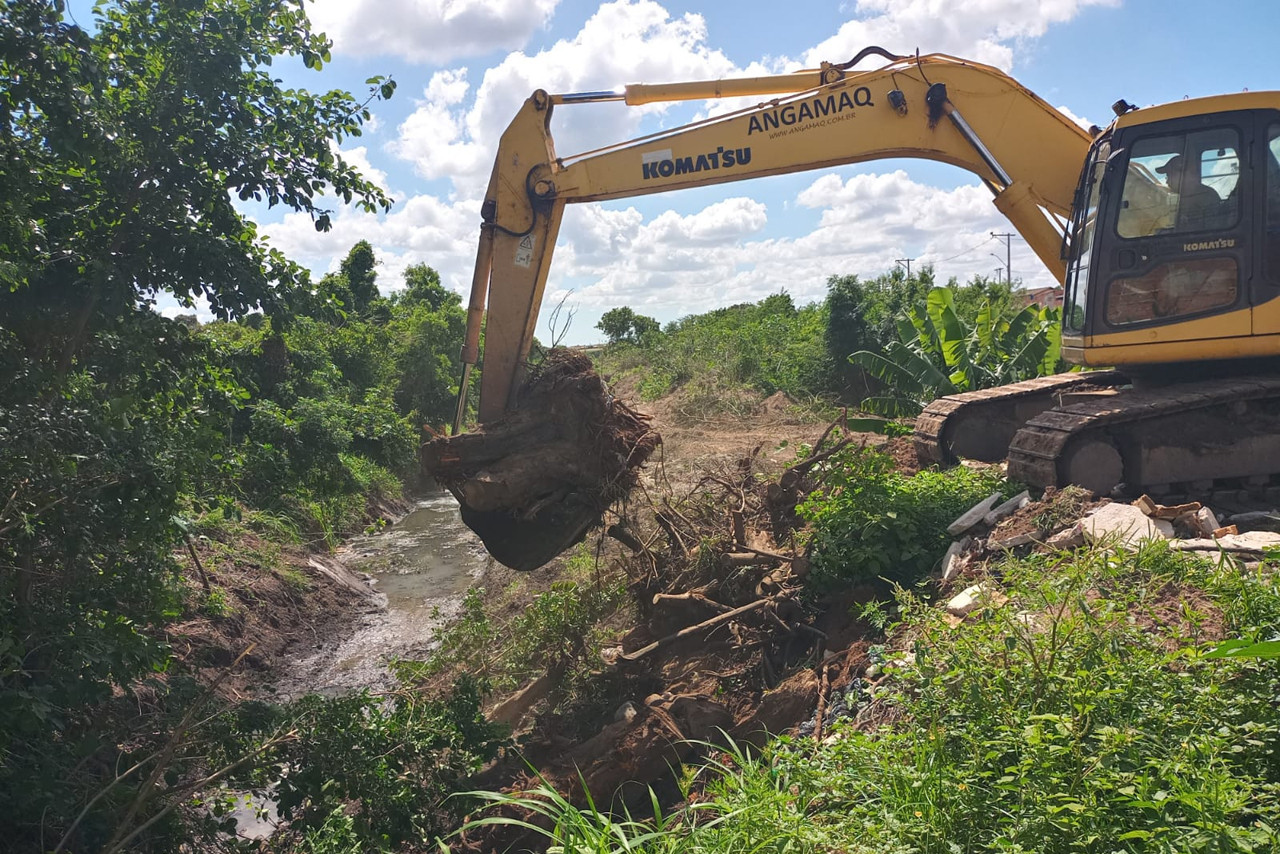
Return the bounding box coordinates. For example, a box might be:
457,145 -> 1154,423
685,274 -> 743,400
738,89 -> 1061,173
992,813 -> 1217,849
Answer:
1014,286 -> 1064,311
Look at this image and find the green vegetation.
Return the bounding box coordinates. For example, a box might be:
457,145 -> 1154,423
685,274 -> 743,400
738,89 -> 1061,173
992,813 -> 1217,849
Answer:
212,678 -> 506,849
853,286 -> 1063,417
0,1 -> 474,850
596,291 -> 831,417
400,544 -> 629,698
467,543 -> 1280,853
799,446 -> 1005,589
592,268 -> 1056,421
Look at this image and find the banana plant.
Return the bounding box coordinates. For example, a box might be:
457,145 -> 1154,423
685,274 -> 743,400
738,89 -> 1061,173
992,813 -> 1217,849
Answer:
851,287 -> 1062,416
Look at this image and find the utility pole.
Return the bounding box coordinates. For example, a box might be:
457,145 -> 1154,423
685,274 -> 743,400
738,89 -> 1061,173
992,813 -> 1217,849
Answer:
991,232 -> 1015,284
895,258 -> 913,278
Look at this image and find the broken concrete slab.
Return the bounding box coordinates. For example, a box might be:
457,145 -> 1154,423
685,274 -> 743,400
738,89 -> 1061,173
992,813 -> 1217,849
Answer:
983,491 -> 1031,527
1192,507 -> 1221,537
991,530 -> 1039,550
1046,522 -> 1086,550
1082,503 -> 1174,549
947,493 -> 1003,536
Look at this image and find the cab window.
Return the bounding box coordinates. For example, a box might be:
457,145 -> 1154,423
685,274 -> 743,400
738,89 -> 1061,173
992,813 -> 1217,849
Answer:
1117,128 -> 1240,238
1265,124 -> 1280,279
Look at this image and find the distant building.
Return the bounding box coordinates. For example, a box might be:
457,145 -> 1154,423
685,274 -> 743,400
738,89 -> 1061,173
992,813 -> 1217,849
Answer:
1014,286 -> 1064,311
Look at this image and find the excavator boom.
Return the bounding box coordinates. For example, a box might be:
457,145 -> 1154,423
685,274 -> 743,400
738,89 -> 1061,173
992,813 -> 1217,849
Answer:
460,51 -> 1091,425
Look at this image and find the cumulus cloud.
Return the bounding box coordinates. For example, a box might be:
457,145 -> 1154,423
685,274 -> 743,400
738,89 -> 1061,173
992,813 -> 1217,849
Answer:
334,144 -> 397,198
804,0 -> 1116,71
306,0 -> 560,64
389,0 -> 743,194
261,194 -> 480,295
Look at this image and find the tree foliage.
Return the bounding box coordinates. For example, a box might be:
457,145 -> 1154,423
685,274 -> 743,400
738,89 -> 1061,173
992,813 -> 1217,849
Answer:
0,3 -> 476,850
596,306 -> 660,345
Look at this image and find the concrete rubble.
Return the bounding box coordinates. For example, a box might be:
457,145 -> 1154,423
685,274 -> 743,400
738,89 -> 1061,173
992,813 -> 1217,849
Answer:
946,583 -> 1007,618
1082,503 -> 1174,548
934,486 -> 1280,599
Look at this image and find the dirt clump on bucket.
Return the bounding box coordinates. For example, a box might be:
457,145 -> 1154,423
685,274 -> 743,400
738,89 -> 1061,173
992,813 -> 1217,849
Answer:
423,349 -> 661,571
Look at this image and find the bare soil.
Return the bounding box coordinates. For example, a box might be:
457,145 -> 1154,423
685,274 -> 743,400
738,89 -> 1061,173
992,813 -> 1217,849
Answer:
164,498 -> 408,699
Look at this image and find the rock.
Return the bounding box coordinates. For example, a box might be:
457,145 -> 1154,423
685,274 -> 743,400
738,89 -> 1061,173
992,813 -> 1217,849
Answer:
991,530 -> 1039,550
983,491 -> 1031,527
1046,522 -> 1086,550
1082,503 -> 1174,548
1227,510 -> 1280,533
940,536 -> 972,583
1212,525 -> 1239,538
947,493 -> 1003,536
946,583 -> 1006,617
1192,507 -> 1221,537
614,701 -> 639,724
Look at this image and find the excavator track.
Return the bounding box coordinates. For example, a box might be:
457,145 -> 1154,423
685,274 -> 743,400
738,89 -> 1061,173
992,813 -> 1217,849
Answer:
1008,374 -> 1280,498
915,371 -> 1125,467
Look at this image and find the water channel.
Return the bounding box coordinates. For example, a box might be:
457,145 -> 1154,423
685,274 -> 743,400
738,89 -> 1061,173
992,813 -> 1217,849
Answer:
234,489 -> 490,838
271,488 -> 491,700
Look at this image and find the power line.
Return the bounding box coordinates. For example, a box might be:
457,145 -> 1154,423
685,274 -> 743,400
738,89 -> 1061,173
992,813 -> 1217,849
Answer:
923,235 -> 999,266
895,258 -> 913,277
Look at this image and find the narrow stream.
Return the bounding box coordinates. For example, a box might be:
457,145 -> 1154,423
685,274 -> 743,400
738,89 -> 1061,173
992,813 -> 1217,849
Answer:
236,489 -> 490,839
267,488 -> 491,701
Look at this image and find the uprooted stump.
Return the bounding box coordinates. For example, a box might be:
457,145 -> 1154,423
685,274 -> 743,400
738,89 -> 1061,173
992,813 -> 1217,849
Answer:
423,350 -> 661,571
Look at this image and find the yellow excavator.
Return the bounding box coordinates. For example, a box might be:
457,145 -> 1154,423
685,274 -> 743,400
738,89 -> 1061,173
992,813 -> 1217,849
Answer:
444,47 -> 1280,564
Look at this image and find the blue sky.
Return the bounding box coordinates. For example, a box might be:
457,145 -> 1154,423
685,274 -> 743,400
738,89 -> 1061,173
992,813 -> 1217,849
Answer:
132,0 -> 1280,343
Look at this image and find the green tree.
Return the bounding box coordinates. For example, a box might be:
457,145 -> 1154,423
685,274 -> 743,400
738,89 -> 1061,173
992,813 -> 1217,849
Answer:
0,1 -> 394,848
399,262 -> 461,311
596,306 -> 660,344
340,239 -> 380,313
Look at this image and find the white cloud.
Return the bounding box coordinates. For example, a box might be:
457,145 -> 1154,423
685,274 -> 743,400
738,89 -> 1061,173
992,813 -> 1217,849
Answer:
306,0 -> 560,64
389,0 -> 744,195
261,194 -> 480,295
804,0 -> 1116,72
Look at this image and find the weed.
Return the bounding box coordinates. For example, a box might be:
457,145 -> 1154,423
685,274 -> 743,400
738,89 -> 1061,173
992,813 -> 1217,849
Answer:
202,587 -> 233,618
1029,484 -> 1093,533
459,544 -> 1280,853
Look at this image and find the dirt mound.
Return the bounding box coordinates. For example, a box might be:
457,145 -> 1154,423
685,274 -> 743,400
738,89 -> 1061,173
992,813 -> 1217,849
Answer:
424,350 -> 661,571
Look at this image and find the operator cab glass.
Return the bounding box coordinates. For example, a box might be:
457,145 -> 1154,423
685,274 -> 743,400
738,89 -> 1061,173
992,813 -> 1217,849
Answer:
1065,109 -> 1272,344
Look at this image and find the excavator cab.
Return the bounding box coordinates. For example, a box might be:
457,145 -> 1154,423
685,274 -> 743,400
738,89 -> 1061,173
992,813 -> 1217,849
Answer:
1064,98 -> 1280,368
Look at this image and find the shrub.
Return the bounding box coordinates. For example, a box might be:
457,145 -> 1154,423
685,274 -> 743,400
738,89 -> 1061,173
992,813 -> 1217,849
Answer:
798,447 -> 1004,589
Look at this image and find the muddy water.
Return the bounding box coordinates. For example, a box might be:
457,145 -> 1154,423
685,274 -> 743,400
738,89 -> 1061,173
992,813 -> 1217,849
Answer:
267,489 -> 491,702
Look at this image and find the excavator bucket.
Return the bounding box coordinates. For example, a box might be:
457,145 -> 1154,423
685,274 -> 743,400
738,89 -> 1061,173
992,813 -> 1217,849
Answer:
423,350 -> 660,571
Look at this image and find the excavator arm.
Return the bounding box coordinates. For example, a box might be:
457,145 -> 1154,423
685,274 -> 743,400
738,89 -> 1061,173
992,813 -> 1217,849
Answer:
457,50 -> 1093,427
